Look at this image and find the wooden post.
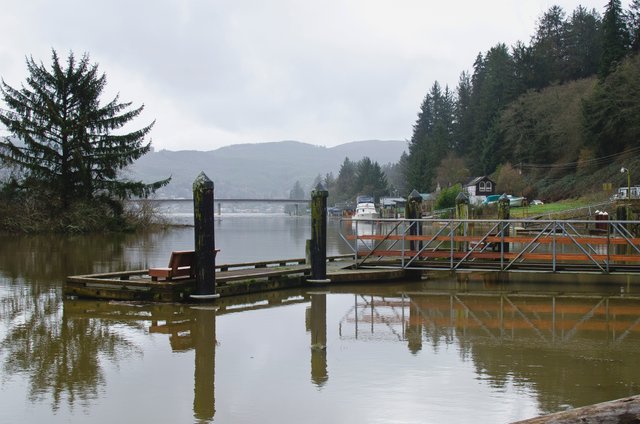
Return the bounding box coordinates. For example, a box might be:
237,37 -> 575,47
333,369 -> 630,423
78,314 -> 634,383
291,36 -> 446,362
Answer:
498,193 -> 510,253
308,184 -> 330,283
192,172 -> 218,299
406,189 -> 423,251
455,191 -> 469,252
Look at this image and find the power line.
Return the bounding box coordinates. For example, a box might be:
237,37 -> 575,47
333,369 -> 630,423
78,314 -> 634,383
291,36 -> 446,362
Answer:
519,146 -> 640,169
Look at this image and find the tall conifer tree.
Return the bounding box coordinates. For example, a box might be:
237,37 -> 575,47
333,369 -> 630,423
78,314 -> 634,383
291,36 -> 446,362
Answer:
0,50 -> 169,210
629,0 -> 640,52
599,0 -> 629,79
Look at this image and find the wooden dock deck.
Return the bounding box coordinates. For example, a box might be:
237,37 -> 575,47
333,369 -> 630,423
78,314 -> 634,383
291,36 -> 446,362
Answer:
65,255 -> 407,302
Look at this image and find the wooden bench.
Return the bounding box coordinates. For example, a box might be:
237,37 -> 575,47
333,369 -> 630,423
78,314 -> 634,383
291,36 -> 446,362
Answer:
149,250 -> 219,281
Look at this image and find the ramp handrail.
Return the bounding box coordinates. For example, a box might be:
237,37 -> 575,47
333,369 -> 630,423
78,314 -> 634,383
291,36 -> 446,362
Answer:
339,217 -> 640,274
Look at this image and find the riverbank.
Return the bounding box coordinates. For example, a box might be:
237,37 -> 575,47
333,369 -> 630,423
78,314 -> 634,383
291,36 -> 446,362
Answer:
513,395 -> 640,423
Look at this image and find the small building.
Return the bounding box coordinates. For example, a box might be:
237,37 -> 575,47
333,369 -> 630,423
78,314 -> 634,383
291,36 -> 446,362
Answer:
419,193 -> 436,215
464,176 -> 496,205
379,197 -> 406,218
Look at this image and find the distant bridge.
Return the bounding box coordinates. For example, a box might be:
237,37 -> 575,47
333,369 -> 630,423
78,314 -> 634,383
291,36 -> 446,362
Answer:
134,198 -> 310,204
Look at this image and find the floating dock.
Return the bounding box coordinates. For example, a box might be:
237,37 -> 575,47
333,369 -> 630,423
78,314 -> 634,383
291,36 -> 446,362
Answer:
65,255 -> 408,302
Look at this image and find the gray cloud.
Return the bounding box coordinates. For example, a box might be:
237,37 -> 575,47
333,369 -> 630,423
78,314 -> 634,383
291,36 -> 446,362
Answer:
0,0 -> 615,150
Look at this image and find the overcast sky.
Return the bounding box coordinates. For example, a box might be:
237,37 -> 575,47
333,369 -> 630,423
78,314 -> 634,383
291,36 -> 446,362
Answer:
0,1 -> 621,151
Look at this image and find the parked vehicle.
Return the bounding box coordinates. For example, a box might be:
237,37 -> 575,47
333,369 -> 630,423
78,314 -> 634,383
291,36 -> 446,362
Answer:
612,186 -> 640,200
481,194 -> 525,207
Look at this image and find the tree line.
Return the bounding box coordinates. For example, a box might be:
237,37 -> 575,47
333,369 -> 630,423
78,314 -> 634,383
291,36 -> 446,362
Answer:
406,0 -> 640,198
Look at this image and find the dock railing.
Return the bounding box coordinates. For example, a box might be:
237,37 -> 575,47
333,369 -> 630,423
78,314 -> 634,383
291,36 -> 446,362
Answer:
339,217 -> 640,274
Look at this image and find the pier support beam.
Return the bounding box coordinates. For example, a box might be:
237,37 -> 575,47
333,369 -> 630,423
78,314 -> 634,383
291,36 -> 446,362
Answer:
192,172 -> 218,299
406,189 -> 423,251
308,184 -> 330,283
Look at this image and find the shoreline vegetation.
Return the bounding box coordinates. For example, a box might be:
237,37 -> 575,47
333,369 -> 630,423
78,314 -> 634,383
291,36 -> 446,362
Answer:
0,196 -> 170,234
0,194 -> 610,234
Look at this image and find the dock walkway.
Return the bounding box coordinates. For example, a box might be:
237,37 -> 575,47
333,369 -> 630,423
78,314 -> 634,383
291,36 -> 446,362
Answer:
65,255 -> 406,302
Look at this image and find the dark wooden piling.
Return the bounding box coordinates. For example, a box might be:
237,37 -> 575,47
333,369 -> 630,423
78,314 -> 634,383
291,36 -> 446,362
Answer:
406,189 -> 423,251
455,191 -> 469,252
308,184 -> 330,283
498,193 -> 510,253
193,172 -> 218,298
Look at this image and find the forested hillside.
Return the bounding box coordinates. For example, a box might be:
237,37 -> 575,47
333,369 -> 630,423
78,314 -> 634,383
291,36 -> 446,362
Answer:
404,0 -> 640,201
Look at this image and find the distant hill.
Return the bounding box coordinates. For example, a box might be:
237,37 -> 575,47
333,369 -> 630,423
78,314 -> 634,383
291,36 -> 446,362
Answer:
125,140 -> 407,198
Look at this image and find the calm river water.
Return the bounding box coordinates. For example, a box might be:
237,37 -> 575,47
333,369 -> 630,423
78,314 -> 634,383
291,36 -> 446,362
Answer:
1,214 -> 640,423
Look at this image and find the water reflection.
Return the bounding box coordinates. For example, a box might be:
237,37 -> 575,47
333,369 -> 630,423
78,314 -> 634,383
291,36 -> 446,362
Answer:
2,219 -> 640,422
0,287 -> 626,421
335,288 -> 640,413
58,291 -> 314,422
0,286 -> 141,411
62,301 -> 218,421
307,293 -> 328,386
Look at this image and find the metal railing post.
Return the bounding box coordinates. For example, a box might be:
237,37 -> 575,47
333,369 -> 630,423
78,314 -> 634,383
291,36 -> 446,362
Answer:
552,221 -> 557,272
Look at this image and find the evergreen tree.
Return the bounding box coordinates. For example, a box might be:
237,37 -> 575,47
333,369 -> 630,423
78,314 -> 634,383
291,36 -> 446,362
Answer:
334,157 -> 357,202
565,6 -> 602,80
584,54 -> 640,155
629,0 -> 640,52
454,71 -> 473,156
599,0 -> 630,79
285,180 -> 305,215
289,180 -> 305,198
406,81 -> 455,191
512,41 -> 536,93
355,157 -> 389,200
323,172 -> 335,191
406,92 -> 433,192
531,5 -> 568,86
468,44 -> 517,174
0,50 -> 169,211
381,157 -> 407,197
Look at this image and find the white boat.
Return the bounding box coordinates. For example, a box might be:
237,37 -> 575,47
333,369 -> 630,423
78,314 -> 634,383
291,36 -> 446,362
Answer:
508,195 -> 525,207
353,195 -> 379,220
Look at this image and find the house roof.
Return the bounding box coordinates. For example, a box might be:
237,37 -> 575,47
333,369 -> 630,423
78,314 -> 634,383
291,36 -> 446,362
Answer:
465,176 -> 495,187
380,197 -> 406,207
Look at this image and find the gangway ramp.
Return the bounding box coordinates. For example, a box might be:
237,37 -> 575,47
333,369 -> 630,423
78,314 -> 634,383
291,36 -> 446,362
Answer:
340,217 -> 640,275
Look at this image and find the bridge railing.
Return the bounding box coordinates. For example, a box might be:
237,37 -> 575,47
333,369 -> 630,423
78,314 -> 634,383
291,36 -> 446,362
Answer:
339,217 -> 640,273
